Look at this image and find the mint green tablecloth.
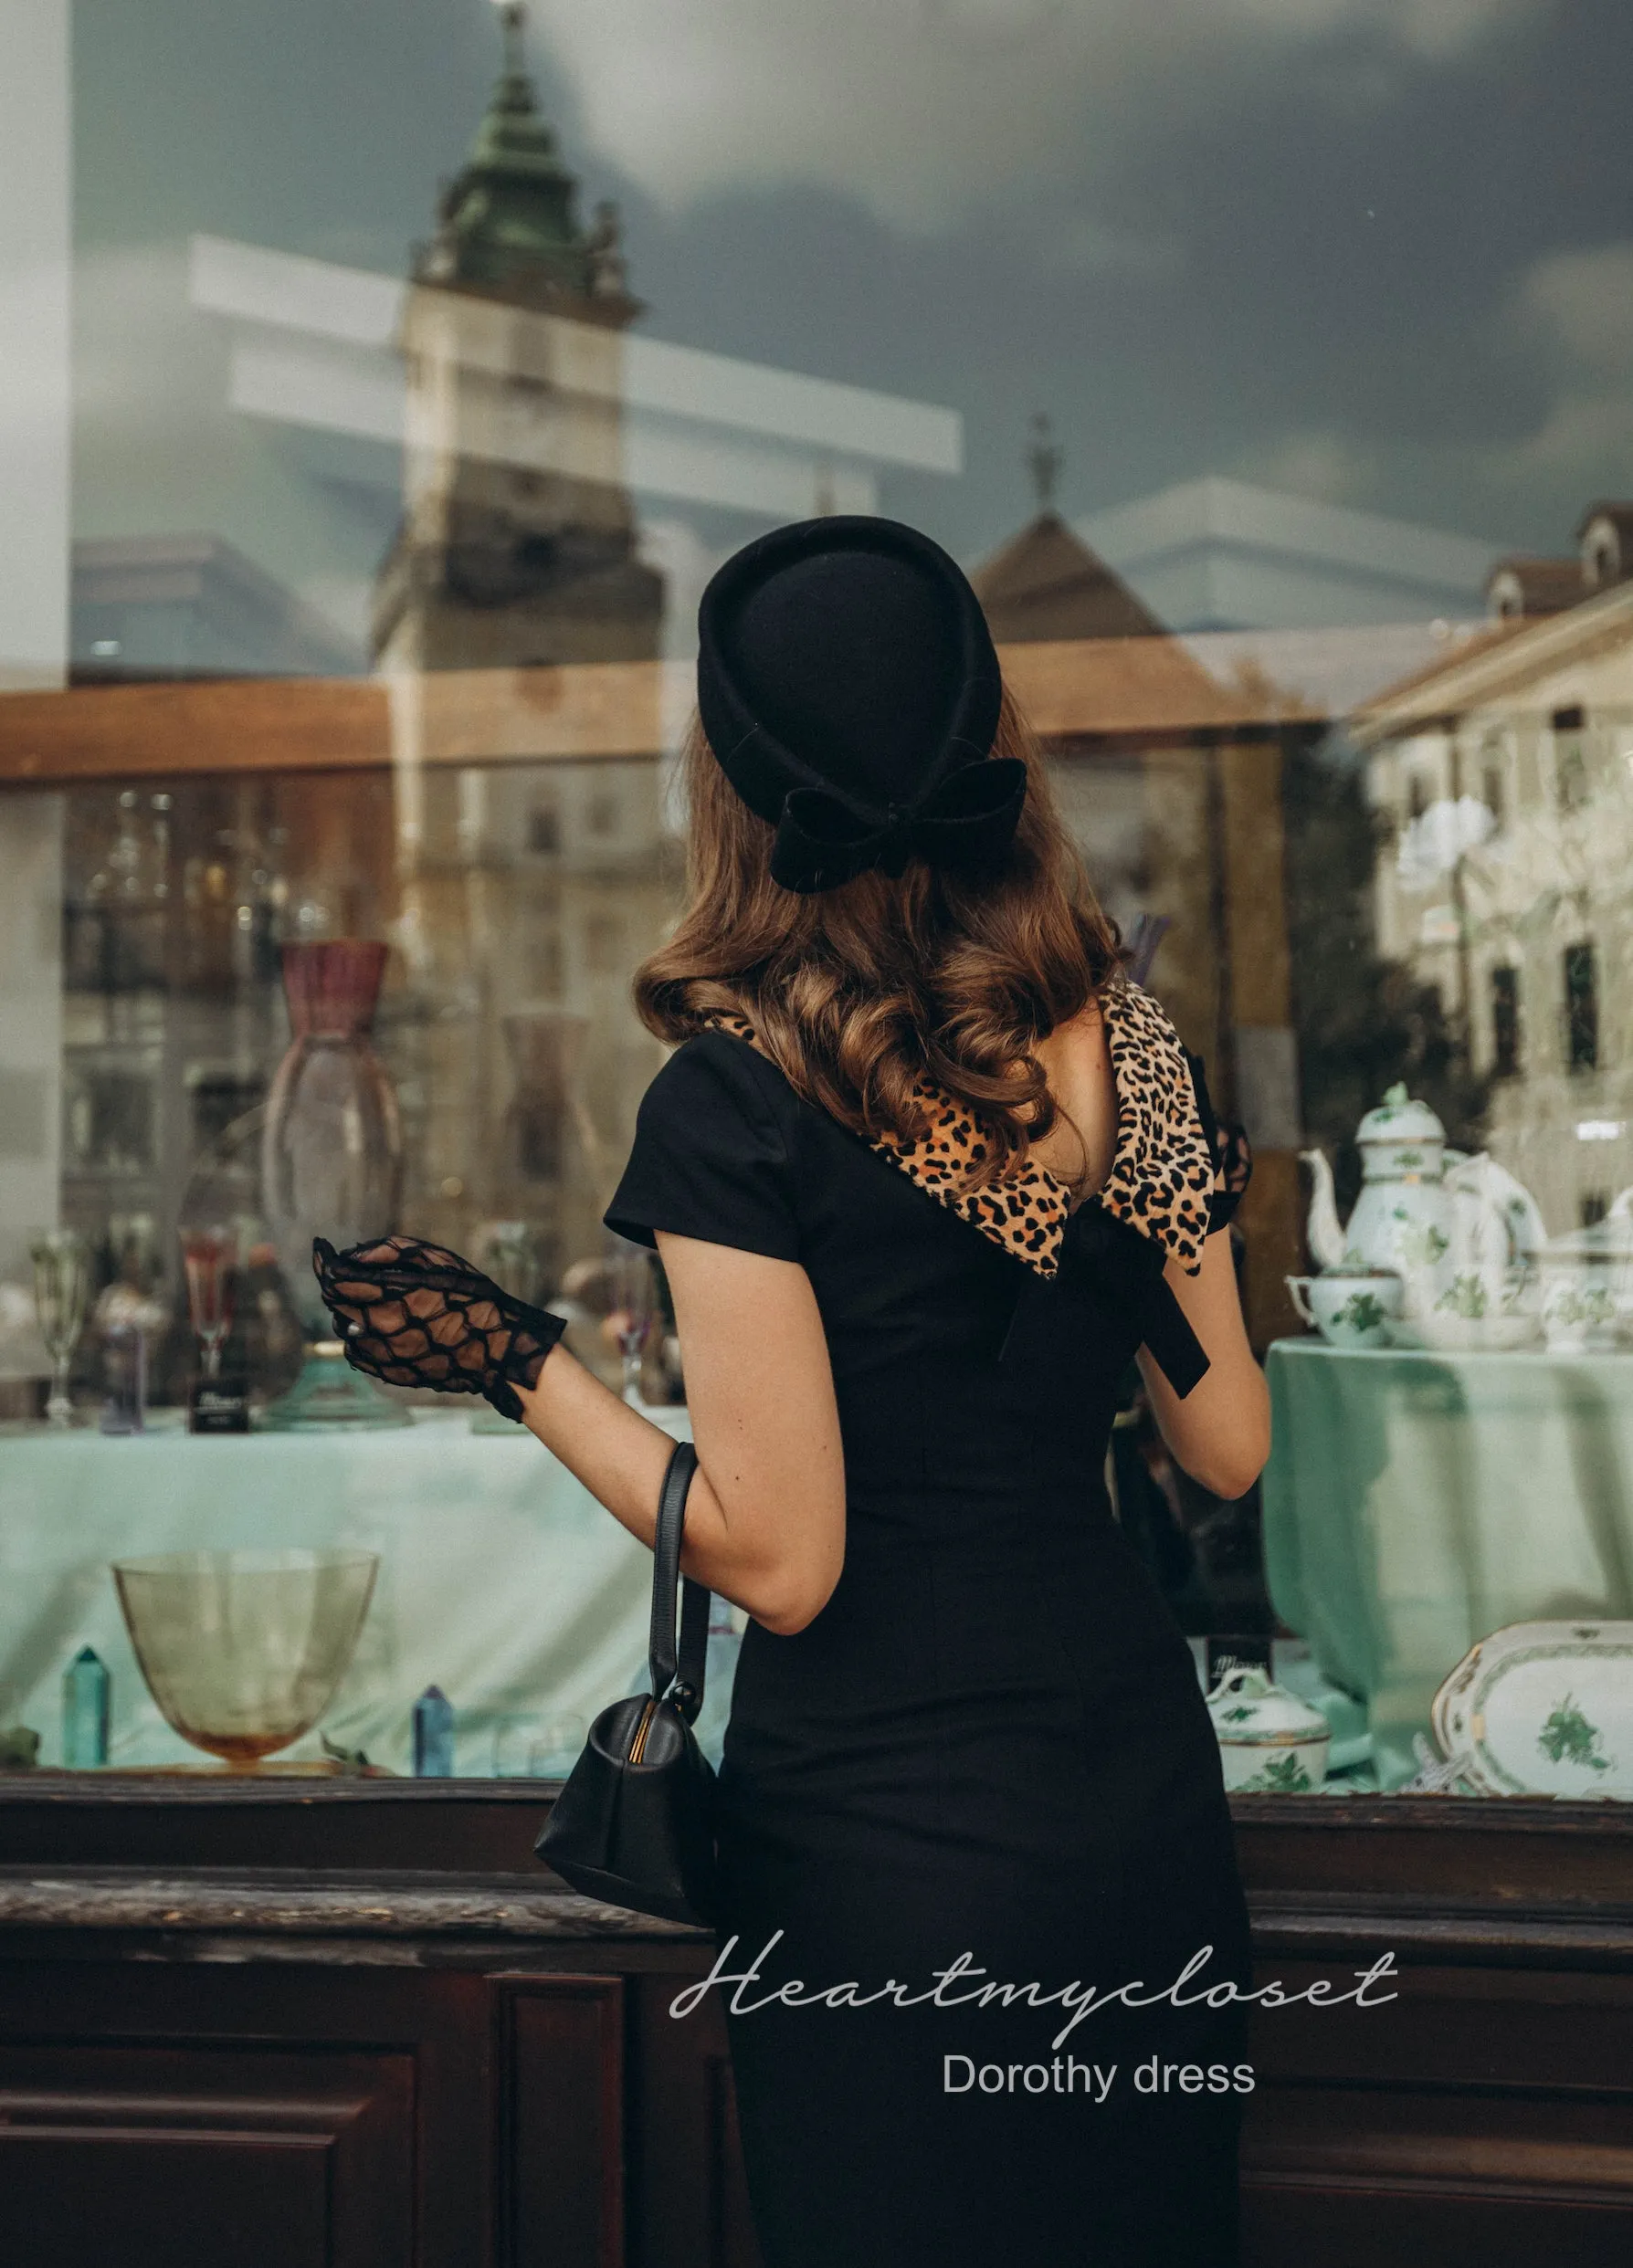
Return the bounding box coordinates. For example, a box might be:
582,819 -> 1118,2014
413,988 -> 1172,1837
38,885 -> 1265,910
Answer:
0,1410 -> 690,1777
1263,1339 -> 1633,1787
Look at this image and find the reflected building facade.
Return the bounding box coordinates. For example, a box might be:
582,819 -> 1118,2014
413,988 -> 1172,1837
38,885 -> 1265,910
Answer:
974,467 -> 1306,1351
1360,501 -> 1633,1234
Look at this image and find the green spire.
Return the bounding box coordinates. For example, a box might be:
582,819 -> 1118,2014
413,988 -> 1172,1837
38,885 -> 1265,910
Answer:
416,2 -> 631,311
499,0 -> 526,79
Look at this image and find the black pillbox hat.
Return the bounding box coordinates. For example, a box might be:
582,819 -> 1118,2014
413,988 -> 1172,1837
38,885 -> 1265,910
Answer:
696,515 -> 1023,894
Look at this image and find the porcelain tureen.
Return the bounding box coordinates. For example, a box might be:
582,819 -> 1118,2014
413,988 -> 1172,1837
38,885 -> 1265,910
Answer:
1205,1665 -> 1332,1793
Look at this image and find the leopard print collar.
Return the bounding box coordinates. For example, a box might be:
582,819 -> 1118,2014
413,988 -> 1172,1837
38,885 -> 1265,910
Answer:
701,982 -> 1215,1281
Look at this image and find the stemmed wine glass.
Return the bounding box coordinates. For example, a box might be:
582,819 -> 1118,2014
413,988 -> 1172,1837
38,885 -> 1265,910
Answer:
30,1228 -> 90,1428
606,1244 -> 656,1405
181,1227 -> 238,1381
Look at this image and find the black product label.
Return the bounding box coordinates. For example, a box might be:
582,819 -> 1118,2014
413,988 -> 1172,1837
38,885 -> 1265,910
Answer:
1206,1634 -> 1273,1686
190,1380 -> 250,1433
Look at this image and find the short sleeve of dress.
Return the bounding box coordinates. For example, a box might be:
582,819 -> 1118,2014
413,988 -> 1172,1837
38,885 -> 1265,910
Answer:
603,1033 -> 801,1262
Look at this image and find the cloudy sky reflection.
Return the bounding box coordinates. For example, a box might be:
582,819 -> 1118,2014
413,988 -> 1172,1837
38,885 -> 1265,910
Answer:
70,0 -> 1633,631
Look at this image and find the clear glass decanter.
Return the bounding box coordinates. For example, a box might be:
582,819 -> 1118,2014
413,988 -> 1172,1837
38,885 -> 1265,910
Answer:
261,940 -> 406,1427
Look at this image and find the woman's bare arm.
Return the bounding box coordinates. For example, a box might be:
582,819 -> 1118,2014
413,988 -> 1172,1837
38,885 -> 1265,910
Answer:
512,1233 -> 845,1636
1137,1233 -> 1270,1501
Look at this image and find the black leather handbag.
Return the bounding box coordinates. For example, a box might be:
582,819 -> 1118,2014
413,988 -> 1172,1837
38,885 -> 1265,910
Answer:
534,1440 -> 719,1927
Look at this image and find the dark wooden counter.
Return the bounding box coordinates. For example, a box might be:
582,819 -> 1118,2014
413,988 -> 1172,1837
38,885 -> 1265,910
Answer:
2,1780 -> 1631,2267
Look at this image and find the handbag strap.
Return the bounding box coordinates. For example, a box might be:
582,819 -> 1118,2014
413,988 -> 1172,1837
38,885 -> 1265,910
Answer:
648,1439 -> 711,1725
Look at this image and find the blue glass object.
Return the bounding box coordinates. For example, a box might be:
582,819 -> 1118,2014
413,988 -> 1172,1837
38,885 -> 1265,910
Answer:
692,1595 -> 743,1770
99,1323 -> 146,1434
412,1684 -> 455,1777
62,1645 -> 111,1769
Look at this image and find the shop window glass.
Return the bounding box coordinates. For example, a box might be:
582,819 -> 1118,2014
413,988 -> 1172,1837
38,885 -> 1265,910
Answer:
1,0 -> 1632,1811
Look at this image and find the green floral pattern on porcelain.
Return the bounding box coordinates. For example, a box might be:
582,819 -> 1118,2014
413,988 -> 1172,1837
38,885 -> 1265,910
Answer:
1537,1695 -> 1612,1773
1234,1752 -> 1315,1794
1435,1272 -> 1489,1319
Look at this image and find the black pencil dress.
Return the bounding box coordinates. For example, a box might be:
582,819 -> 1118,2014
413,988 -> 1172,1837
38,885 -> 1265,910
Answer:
606,991 -> 1253,2268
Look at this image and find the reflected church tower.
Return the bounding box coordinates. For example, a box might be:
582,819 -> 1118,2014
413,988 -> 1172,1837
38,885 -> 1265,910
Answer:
377,4 -> 669,1295
373,1 -> 664,673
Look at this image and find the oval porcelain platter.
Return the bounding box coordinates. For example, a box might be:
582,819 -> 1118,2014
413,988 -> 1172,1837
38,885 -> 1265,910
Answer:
1432,1621 -> 1633,1799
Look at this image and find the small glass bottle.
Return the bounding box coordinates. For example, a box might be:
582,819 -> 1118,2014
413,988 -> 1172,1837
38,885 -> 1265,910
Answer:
99,1321 -> 147,1434
412,1684 -> 455,1777
62,1645 -> 111,1769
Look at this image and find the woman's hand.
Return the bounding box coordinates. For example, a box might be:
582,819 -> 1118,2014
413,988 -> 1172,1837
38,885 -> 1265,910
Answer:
311,1234 -> 565,1420
315,1232 -> 844,1635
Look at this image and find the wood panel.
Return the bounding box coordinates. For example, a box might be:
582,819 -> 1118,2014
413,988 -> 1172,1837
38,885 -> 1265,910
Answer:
0,1959 -> 493,2268
0,1774 -> 562,1874
628,1972 -> 763,2268
1216,735 -> 1303,1349
493,1974 -> 625,2268
0,674 -> 389,782
0,2043 -> 415,2268
0,663 -> 669,785
4,1786 -> 1633,2265
1241,1960 -> 1633,2266
0,640 -> 1284,789
1246,2172 -> 1631,2268
1230,1790 -> 1633,1907
1235,1150 -> 1305,1355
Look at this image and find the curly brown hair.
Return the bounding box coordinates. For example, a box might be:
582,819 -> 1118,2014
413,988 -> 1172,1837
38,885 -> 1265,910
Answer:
633,686 -> 1124,1193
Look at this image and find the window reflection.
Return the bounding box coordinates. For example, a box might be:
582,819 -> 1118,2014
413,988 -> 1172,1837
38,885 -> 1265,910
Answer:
4,0 -> 1633,1795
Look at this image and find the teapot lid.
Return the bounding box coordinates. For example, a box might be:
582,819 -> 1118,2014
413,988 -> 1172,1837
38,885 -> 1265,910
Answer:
1205,1664 -> 1331,1740
1356,1083 -> 1445,1147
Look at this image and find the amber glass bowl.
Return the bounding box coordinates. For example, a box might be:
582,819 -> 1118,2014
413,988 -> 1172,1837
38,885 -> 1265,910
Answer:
112,1549 -> 379,1768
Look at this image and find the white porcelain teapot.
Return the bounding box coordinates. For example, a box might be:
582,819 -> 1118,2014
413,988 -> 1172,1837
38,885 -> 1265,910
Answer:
1301,1085 -> 1544,1342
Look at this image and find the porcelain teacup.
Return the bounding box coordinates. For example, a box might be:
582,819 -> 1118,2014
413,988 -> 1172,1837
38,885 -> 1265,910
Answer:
1286,1270 -> 1403,1349
1539,1256 -> 1619,1353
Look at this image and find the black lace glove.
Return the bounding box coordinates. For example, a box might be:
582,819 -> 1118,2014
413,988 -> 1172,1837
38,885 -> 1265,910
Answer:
311,1234 -> 567,1422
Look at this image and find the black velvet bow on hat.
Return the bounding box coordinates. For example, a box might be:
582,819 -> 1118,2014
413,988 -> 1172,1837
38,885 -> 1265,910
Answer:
696,515 -> 1026,895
